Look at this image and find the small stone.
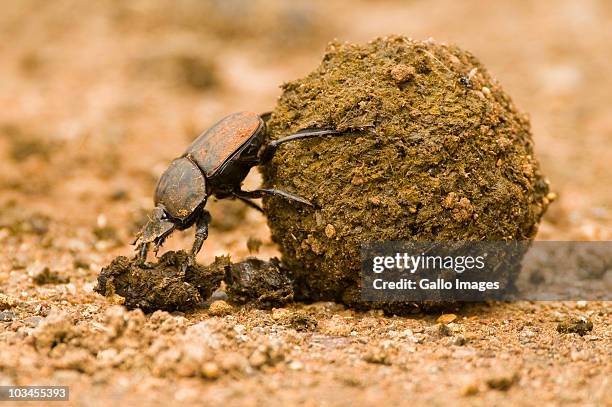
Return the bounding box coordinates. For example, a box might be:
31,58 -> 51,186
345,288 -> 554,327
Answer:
438,323 -> 452,337
108,294 -> 126,306
210,290 -> 229,302
557,316 -> 593,336
201,362 -> 221,380
24,316 -> 43,327
0,294 -> 18,310
319,315 -> 353,336
33,267 -> 70,285
437,313 -> 457,324
208,300 -> 233,316
325,224 -> 336,238
271,308 -> 291,321
486,372 -> 518,391
283,312 -> 318,331
390,64 -> 416,83
31,311 -> 76,349
249,349 -> 269,368
217,354 -> 250,375
368,196 -> 382,205
0,311 -> 16,322
363,349 -> 392,365
460,382 -> 479,396
575,301 -> 587,309
351,174 -> 365,185
288,360 -> 303,370
452,335 -> 467,346
481,86 -> 491,96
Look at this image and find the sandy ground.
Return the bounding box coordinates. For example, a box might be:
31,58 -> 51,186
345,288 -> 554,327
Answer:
0,1 -> 610,406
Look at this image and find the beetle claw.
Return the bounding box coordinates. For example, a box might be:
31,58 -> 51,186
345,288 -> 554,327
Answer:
179,254 -> 196,274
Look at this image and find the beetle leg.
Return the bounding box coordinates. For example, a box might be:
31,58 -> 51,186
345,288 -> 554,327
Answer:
135,243 -> 149,265
188,210 -> 211,264
232,193 -> 264,213
259,111 -> 272,123
236,188 -> 313,207
180,211 -> 211,274
259,128 -> 345,163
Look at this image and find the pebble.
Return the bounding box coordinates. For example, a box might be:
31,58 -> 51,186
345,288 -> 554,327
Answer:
271,308 -> 291,321
437,313 -> 458,324
208,300 -> 233,317
325,224 -> 336,238
460,382 -> 479,396
486,372 -> 518,391
248,348 -> 269,368
201,362 -> 221,380
24,316 -> 43,327
390,64 -> 416,83
0,294 -> 18,310
210,290 -> 229,302
452,335 -> 467,346
288,360 -> 304,371
0,311 -> 16,322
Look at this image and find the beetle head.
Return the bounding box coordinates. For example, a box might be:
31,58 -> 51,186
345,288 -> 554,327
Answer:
133,205 -> 176,254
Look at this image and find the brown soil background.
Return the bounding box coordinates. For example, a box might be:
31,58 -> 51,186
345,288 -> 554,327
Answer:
0,1 -> 610,406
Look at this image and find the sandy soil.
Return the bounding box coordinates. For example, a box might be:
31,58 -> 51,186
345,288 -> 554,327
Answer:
0,1 -> 610,406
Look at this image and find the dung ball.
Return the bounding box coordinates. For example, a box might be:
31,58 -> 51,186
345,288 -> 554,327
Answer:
261,36 -> 550,308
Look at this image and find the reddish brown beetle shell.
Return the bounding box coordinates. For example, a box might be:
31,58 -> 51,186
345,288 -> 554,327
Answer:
184,111 -> 264,178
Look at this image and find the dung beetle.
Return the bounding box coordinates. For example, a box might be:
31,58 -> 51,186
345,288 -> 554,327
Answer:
134,111 -> 344,266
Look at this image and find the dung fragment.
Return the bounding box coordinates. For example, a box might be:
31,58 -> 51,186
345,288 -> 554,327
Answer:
95,251 -> 224,313
33,267 -> 70,285
225,257 -> 294,309
96,252 -> 294,312
486,372 -> 519,391
557,316 -> 593,336
278,311 -> 318,331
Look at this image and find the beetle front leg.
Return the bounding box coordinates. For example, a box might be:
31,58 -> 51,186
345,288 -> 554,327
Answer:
186,210 -> 211,268
135,243 -> 149,265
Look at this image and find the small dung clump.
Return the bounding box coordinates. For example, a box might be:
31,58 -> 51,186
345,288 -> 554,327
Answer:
225,257 -> 294,309
557,316 -> 593,336
262,36 -> 550,308
33,267 -> 70,285
96,253 -> 293,312
95,251 -> 225,312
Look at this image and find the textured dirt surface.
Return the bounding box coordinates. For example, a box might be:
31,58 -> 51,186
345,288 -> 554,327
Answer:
0,1 -> 610,406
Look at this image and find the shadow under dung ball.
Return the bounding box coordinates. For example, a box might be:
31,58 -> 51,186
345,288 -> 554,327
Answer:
261,36 -> 550,308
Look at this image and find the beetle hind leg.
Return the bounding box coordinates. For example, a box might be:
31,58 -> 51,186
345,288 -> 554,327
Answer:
232,193 -> 264,213
236,188 -> 314,207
